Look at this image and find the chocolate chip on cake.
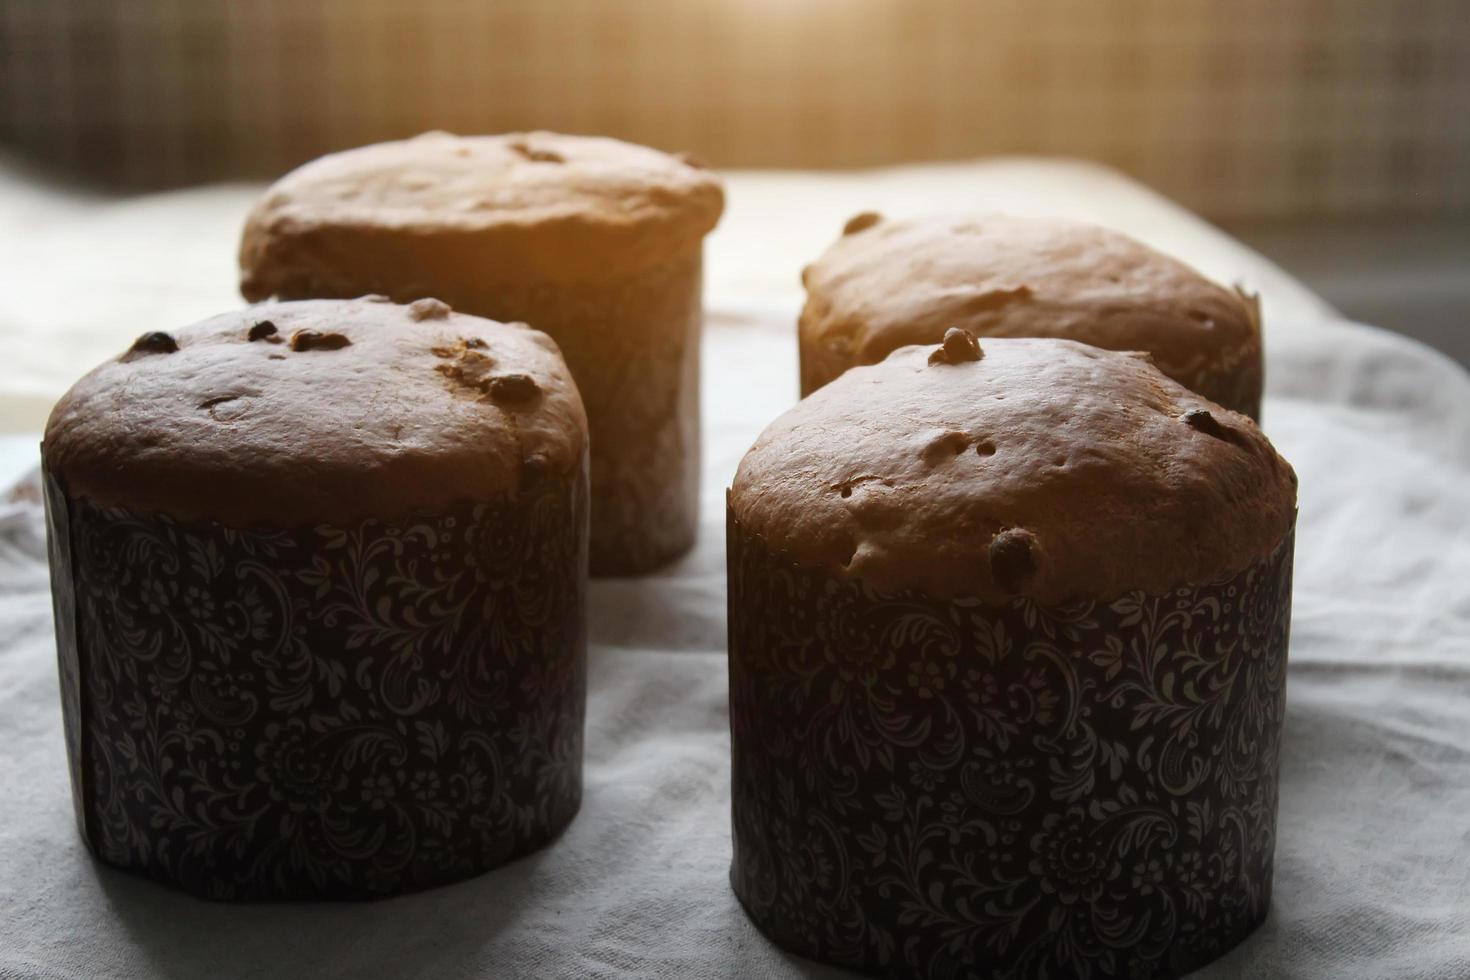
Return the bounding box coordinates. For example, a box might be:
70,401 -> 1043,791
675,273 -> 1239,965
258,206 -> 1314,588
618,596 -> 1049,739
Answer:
928,327 -> 983,366
290,330 -> 352,352
989,527 -> 1038,594
1182,407 -> 1228,439
127,331 -> 178,357
247,320 -> 279,342
489,373 -> 540,405
842,211 -> 882,236
408,298 -> 452,321
522,451 -> 551,487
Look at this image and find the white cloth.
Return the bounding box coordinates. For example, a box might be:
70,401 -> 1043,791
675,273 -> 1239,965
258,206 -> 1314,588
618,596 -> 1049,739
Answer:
0,156 -> 1467,980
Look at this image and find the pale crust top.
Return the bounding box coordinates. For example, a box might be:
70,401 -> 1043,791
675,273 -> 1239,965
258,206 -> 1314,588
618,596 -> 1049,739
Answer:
732,335 -> 1296,604
799,213 -> 1263,416
44,298 -> 587,527
240,131 -> 725,296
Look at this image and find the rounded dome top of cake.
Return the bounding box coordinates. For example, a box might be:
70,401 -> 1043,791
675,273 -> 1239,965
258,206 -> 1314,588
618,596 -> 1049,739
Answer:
240,131 -> 725,295
799,212 -> 1262,415
732,333 -> 1295,603
44,297 -> 587,527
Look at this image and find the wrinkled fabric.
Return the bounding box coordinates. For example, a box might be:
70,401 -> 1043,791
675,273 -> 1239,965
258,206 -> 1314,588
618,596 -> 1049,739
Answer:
0,158 -> 1467,980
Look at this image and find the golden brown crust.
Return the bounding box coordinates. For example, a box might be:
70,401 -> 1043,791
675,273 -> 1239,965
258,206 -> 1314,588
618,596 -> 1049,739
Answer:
239,131 -> 725,294
798,213 -> 1264,417
237,132 -> 722,575
732,337 -> 1296,603
43,298 -> 587,527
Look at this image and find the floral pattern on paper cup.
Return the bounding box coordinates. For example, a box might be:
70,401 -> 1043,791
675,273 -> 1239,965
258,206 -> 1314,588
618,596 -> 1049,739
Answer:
727,508 -> 1293,979
44,464 -> 587,900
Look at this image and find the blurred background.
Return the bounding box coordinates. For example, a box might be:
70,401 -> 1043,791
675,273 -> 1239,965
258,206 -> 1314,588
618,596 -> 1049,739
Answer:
2,0 -> 1467,362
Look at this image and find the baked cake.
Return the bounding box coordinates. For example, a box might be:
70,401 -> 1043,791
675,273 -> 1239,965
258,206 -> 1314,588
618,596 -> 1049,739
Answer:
43,298 -> 589,899
727,333 -> 1296,978
798,213 -> 1264,417
238,131 -> 724,574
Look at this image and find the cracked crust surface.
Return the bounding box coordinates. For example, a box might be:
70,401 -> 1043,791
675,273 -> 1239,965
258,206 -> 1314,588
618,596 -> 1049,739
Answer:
732,337 -> 1295,603
799,213 -> 1264,417
239,131 -> 725,295
43,298 -> 587,527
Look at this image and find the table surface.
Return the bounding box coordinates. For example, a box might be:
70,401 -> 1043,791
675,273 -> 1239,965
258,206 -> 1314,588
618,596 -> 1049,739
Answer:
0,155 -> 1467,980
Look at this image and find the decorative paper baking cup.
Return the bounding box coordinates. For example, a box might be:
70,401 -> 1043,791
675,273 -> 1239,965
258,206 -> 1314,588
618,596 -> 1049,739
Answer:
43,462 -> 587,900
727,508 -> 1294,979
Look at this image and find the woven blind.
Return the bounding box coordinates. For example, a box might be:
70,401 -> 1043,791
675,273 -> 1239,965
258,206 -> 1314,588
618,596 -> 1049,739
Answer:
2,0 -> 1465,220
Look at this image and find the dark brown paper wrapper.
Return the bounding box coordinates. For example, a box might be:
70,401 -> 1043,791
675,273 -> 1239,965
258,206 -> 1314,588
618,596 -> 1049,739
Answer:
727,508 -> 1294,979
44,461 -> 587,901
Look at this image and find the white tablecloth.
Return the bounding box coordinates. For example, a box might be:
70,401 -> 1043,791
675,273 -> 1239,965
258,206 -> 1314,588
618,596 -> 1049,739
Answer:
0,155 -> 1467,980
